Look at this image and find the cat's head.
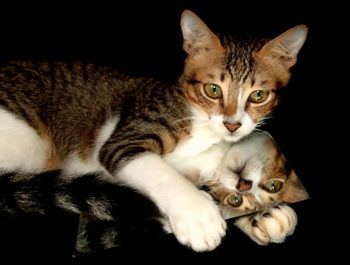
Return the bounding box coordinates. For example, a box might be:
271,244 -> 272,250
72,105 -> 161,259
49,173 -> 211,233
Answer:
180,10 -> 307,142
207,133 -> 309,219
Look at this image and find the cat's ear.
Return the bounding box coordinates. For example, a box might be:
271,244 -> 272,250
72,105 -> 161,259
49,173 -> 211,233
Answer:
180,10 -> 224,56
280,170 -> 310,203
257,25 -> 308,68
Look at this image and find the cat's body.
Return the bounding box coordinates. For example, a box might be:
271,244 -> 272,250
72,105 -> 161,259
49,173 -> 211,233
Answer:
73,132 -> 309,253
0,10 -> 307,251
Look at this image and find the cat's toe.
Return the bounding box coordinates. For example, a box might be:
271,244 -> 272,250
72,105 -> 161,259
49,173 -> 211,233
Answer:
259,205 -> 298,243
169,192 -> 226,252
234,204 -> 298,245
234,214 -> 269,245
250,217 -> 270,245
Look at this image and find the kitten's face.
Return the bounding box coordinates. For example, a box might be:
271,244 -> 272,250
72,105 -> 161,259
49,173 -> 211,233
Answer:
180,10 -> 307,142
208,133 -> 309,219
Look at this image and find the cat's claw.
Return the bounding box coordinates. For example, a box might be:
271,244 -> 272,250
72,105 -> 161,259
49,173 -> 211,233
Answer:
168,191 -> 227,252
234,204 -> 297,245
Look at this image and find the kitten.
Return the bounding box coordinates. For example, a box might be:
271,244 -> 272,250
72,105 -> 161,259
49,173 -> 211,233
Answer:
72,132 -> 309,254
206,132 -> 309,245
0,10 -> 307,251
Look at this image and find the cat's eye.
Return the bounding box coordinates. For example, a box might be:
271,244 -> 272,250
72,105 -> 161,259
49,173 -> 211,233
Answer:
204,83 -> 222,99
263,179 -> 283,193
225,193 -> 243,207
248,90 -> 269,103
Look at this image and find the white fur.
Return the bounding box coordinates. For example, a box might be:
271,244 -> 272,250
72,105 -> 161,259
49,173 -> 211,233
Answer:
63,117 -> 119,176
208,87 -> 256,143
119,153 -> 226,252
86,198 -> 113,221
55,194 -> 80,214
164,106 -> 227,183
234,205 -> 297,245
215,133 -> 269,197
63,152 -> 102,175
166,141 -> 230,183
167,107 -> 222,160
0,108 -> 49,171
92,117 -> 119,162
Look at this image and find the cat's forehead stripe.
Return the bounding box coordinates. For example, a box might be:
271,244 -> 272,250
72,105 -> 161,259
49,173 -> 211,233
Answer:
207,73 -> 215,79
220,73 -> 225,82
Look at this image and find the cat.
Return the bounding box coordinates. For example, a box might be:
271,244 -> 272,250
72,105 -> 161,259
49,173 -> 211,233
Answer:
0,10 -> 307,251
0,132 -> 309,252
72,132 -> 309,254
206,132 -> 309,245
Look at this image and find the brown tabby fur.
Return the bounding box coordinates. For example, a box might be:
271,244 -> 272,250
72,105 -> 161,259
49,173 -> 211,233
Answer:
0,10 -> 307,252
207,133 -> 309,219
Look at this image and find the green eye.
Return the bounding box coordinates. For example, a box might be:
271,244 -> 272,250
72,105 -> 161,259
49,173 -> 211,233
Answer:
264,179 -> 283,193
204,83 -> 222,99
248,90 -> 269,103
225,193 -> 243,207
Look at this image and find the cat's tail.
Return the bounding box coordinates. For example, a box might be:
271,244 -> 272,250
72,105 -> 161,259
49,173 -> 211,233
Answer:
0,170 -> 139,220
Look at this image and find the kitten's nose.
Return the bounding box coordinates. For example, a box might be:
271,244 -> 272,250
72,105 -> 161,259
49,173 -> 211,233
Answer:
223,122 -> 241,133
236,179 -> 252,192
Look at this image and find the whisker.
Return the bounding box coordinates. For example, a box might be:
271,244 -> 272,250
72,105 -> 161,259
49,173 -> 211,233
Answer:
171,121 -> 208,134
166,116 -> 195,126
253,128 -> 267,135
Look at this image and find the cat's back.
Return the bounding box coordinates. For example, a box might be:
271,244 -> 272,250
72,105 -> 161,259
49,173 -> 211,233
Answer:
0,60 -> 190,170
0,60 -> 132,105
0,61 -> 140,168
0,61 -> 142,131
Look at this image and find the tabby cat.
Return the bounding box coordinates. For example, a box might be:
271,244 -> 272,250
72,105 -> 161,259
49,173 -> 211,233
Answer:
206,132 -> 309,245
73,132 -> 309,253
0,10 -> 307,251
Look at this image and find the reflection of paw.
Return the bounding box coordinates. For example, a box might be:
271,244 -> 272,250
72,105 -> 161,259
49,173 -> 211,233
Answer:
168,191 -> 227,252
234,205 -> 297,245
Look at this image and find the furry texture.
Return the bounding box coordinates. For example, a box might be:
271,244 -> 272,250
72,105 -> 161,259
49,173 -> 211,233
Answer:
72,132 -> 309,254
0,10 -> 307,251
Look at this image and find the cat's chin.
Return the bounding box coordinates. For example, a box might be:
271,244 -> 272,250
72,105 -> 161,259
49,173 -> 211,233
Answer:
222,134 -> 246,143
210,126 -> 247,143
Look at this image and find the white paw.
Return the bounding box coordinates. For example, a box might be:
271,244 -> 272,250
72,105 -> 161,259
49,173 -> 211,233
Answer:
168,191 -> 227,252
235,204 -> 297,245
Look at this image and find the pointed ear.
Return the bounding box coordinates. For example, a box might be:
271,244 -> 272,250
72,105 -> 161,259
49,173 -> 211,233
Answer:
280,170 -> 310,203
180,10 -> 223,56
257,25 -> 308,68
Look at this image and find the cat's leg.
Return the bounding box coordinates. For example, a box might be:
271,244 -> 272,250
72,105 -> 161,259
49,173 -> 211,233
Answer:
234,204 -> 297,245
118,153 -> 226,252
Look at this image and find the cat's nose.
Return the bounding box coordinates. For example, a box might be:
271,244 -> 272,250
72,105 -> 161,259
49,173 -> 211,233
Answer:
236,179 -> 252,192
223,122 -> 241,133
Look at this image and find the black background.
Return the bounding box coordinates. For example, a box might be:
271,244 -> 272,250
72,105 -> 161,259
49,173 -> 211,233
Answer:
0,0 -> 343,263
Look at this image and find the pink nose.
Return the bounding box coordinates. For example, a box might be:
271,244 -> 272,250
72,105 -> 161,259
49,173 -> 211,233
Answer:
236,179 -> 252,192
223,122 -> 241,133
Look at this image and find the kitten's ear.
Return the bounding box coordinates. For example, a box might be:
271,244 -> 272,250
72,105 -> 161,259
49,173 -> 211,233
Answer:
257,25 -> 308,68
180,10 -> 224,56
280,170 -> 310,203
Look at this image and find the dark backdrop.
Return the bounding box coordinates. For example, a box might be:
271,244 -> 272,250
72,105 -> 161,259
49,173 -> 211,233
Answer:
0,0 -> 342,263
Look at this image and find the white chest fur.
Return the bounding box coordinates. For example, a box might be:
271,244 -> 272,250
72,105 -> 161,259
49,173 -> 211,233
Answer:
165,124 -> 229,183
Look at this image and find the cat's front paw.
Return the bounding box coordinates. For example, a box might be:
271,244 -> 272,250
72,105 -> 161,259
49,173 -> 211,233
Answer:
234,204 -> 297,245
168,191 -> 226,252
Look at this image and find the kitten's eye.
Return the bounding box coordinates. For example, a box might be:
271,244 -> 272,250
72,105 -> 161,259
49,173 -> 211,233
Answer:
248,90 -> 269,103
225,193 -> 243,207
264,179 -> 283,193
204,83 -> 222,99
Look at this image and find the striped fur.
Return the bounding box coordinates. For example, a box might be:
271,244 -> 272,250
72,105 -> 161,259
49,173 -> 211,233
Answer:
0,170 -> 160,221
0,10 -> 307,252
74,132 -> 309,253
